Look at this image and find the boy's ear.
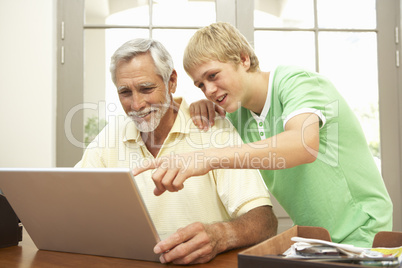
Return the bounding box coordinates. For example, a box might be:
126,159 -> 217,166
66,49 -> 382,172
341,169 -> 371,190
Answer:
169,70 -> 178,94
240,53 -> 251,71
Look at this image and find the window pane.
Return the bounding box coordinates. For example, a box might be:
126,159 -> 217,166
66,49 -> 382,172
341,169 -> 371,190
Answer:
153,29 -> 205,104
86,0 -> 150,26
254,31 -> 316,71
254,0 -> 314,28
317,0 -> 376,29
153,0 -> 215,27
84,28 -> 110,142
319,32 -> 380,159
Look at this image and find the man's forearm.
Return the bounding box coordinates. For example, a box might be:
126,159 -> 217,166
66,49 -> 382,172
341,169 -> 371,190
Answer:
153,206 -> 277,264
213,205 -> 278,253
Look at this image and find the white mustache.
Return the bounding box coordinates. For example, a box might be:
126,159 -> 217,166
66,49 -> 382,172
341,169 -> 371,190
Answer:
128,107 -> 159,118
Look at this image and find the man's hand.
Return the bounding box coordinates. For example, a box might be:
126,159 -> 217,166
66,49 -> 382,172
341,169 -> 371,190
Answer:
153,206 -> 277,265
154,222 -> 224,265
132,151 -> 212,196
190,99 -> 226,131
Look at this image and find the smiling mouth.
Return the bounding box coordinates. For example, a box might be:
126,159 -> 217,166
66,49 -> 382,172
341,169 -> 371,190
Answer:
217,94 -> 227,103
137,111 -> 152,118
130,110 -> 154,119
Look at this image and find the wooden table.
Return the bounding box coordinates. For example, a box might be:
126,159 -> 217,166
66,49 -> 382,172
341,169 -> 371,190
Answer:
0,230 -> 241,267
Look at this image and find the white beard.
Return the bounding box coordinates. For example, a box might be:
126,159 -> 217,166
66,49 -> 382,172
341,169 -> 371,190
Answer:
128,90 -> 171,133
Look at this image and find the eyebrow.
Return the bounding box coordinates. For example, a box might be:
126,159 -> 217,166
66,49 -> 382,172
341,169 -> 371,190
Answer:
117,82 -> 156,93
193,70 -> 209,86
140,82 -> 156,88
117,86 -> 129,93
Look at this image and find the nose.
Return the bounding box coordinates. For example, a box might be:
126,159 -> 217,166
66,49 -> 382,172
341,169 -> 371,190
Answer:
130,92 -> 146,112
204,82 -> 217,99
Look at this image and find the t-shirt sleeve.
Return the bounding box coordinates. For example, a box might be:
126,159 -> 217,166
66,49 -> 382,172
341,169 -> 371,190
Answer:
275,66 -> 332,129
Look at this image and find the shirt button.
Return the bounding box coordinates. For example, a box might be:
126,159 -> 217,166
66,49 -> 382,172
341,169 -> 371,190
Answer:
260,132 -> 264,136
259,122 -> 263,126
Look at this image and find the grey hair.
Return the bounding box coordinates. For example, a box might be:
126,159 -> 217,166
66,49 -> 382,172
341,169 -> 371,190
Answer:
110,38 -> 174,87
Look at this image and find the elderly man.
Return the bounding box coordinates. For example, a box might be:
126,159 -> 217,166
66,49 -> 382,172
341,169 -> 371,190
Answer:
75,38 -> 277,265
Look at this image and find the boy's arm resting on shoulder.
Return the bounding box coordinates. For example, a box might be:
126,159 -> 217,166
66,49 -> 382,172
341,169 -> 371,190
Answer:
190,99 -> 226,130
153,205 -> 277,265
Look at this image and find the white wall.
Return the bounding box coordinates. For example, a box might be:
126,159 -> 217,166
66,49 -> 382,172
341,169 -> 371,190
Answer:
0,0 -> 56,167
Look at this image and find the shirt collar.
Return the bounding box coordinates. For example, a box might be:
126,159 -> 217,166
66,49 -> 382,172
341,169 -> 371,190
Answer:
123,97 -> 191,143
169,97 -> 192,135
250,68 -> 275,121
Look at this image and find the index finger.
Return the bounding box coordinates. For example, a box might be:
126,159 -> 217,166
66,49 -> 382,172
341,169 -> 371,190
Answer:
132,158 -> 158,176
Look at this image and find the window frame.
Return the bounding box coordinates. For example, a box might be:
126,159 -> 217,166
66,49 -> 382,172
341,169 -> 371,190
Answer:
377,0 -> 402,232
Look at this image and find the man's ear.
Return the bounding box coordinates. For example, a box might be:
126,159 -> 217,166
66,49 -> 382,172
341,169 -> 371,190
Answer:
240,53 -> 251,71
169,69 -> 178,94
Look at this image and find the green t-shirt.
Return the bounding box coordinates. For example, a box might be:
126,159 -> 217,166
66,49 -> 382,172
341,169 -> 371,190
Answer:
227,65 -> 392,247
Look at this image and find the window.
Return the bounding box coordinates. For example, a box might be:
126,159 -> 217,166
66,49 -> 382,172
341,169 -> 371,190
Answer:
254,0 -> 380,162
84,0 -> 215,129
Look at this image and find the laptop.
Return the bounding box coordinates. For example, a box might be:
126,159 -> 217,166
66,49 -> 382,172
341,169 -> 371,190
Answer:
0,168 -> 161,262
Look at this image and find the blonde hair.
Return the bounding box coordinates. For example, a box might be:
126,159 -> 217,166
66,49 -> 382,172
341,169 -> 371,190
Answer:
183,22 -> 259,73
